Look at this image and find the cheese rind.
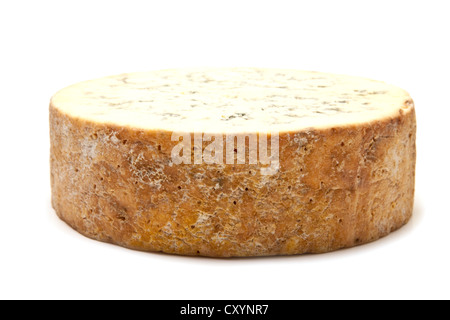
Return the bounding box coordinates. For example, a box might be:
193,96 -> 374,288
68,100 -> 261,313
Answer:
50,68 -> 416,257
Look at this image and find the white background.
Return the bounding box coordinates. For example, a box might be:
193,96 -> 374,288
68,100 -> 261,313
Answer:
0,0 -> 449,300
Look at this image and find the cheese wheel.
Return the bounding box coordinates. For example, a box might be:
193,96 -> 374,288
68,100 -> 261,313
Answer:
50,68 -> 416,257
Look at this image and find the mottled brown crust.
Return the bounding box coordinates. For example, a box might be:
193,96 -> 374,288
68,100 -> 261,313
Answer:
50,102 -> 416,257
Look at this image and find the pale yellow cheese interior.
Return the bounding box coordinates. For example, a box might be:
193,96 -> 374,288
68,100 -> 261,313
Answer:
51,68 -> 411,133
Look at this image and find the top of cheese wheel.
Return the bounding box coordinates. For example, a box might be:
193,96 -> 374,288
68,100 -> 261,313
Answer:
51,68 -> 413,133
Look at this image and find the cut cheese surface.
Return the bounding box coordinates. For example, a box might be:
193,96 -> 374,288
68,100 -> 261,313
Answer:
51,68 -> 411,133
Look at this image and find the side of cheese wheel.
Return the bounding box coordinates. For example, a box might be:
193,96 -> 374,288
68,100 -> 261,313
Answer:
49,68 -> 416,257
